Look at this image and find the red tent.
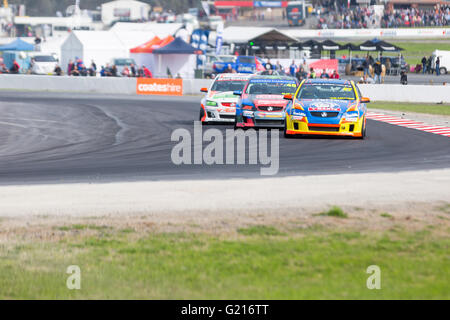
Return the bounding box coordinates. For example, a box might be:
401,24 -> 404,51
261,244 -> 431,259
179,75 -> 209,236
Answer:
130,36 -> 161,54
130,35 -> 175,54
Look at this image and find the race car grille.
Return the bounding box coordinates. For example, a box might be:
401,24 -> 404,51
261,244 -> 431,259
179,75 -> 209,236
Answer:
255,119 -> 284,126
219,114 -> 235,119
258,106 -> 284,112
308,125 -> 340,132
310,112 -> 339,118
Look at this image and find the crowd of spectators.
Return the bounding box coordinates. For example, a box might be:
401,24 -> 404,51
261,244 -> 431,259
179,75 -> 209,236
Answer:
315,4 -> 449,29
380,6 -> 450,28
65,58 -> 153,78
317,6 -> 378,29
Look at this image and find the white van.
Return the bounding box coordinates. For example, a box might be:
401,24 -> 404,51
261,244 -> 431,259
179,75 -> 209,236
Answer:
432,50 -> 450,75
29,53 -> 59,75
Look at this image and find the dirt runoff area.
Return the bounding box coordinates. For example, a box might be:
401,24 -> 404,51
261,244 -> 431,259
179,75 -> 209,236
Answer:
0,169 -> 449,241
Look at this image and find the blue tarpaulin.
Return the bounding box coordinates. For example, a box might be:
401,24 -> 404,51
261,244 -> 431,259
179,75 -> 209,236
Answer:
0,38 -> 35,51
153,37 -> 198,54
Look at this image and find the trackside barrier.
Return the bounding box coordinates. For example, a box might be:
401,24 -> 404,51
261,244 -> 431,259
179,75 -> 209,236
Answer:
0,75 -> 449,103
0,74 -> 136,94
358,84 -> 450,103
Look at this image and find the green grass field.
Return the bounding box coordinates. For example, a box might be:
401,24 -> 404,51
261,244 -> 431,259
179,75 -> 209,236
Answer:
1,223 -> 448,299
370,102 -> 450,116
337,40 -> 450,65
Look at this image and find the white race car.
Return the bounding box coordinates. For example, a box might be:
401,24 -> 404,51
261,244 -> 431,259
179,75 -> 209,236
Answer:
199,73 -> 251,124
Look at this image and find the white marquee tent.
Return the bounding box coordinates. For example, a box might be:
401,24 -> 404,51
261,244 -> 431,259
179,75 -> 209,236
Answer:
61,30 -> 158,71
61,31 -> 127,71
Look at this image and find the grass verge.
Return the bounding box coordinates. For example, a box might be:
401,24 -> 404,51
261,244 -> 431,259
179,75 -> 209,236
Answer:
337,40 -> 450,65
0,224 -> 448,299
370,102 -> 450,116
317,206 -> 348,218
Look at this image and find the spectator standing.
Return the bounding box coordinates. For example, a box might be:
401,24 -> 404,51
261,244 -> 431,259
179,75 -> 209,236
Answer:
143,66 -> 152,78
90,61 -> 97,76
10,59 -> 20,74
122,66 -> 130,77
427,56 -> 432,74
296,67 -> 308,82
362,56 -> 369,76
421,56 -> 427,74
373,60 -> 382,84
67,60 -> 74,75
111,65 -> 118,77
54,65 -> 62,76
130,63 -> 137,77
71,65 -> 80,76
320,70 -> 329,78
435,57 -> 440,76
275,61 -> 283,72
289,60 -> 297,77
301,59 -> 308,72
224,64 -> 233,73
138,66 -> 144,77
330,70 -> 340,79
264,59 -> 273,71
34,36 -> 42,51
0,62 -> 9,74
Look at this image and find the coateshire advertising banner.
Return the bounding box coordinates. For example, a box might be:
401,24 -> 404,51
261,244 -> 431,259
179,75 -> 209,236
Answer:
136,78 -> 183,96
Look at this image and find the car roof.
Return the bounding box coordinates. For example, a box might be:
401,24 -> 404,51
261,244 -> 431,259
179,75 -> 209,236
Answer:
249,75 -> 297,81
215,73 -> 251,80
303,79 -> 353,85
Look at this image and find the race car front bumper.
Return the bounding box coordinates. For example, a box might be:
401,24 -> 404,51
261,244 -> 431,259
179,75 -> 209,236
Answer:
235,110 -> 285,128
201,105 -> 236,123
285,115 -> 365,137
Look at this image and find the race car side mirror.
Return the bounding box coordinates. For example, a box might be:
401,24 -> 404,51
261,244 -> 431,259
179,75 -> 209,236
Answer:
283,94 -> 293,101
361,97 -> 370,103
233,90 -> 242,96
200,87 -> 208,93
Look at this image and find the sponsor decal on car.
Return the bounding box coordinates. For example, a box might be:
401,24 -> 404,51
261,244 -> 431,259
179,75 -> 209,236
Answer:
308,102 -> 341,111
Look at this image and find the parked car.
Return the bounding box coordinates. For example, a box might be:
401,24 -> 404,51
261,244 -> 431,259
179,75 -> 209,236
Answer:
213,55 -> 260,74
202,54 -> 236,77
112,58 -> 136,76
29,53 -> 58,75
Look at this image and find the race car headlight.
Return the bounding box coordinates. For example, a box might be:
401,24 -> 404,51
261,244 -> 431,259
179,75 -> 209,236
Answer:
206,100 -> 218,107
291,111 -> 306,121
343,112 -> 359,121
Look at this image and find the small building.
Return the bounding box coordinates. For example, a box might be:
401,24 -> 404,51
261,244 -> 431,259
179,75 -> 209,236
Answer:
223,27 -> 299,58
101,0 -> 151,26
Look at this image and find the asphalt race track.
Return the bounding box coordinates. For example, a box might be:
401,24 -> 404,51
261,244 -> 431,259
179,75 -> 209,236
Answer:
0,91 -> 449,185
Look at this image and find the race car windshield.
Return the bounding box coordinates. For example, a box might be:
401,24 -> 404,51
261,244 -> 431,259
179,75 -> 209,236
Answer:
297,84 -> 356,100
245,80 -> 297,95
211,80 -> 247,92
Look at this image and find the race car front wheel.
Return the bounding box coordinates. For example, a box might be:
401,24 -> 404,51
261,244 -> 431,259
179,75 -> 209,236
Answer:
199,108 -> 207,124
284,122 -> 294,139
358,117 -> 366,139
